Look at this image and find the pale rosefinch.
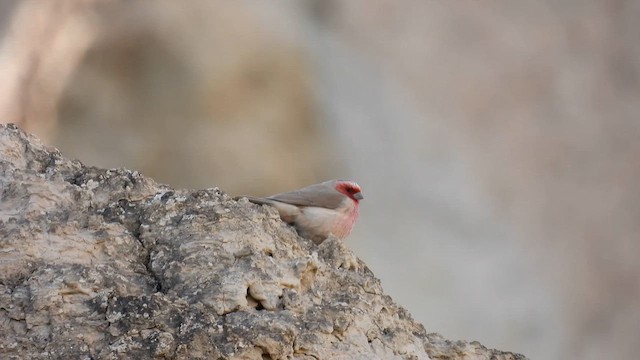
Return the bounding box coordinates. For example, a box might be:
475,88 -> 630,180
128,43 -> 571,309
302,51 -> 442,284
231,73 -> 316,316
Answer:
235,180 -> 363,243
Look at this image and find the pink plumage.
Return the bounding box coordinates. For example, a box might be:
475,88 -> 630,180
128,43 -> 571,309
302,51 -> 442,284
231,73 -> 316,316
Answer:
235,180 -> 363,243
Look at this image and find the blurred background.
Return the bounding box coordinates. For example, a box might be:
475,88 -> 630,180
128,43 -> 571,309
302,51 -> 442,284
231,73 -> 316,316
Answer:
2,1 -> 639,359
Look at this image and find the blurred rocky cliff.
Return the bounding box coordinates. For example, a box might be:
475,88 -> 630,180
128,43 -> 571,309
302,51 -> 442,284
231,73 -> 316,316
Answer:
1,1 -> 639,359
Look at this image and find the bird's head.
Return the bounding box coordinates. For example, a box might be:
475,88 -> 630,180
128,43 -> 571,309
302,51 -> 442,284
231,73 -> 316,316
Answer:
335,180 -> 364,202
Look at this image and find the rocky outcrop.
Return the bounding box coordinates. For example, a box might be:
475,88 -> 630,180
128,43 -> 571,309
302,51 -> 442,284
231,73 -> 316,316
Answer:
0,124 -> 526,359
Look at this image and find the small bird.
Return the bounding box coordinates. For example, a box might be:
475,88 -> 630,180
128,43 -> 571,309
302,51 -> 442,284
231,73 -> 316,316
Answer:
235,180 -> 363,243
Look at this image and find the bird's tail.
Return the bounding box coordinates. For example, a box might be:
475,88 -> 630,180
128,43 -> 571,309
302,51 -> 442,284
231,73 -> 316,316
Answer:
233,195 -> 274,206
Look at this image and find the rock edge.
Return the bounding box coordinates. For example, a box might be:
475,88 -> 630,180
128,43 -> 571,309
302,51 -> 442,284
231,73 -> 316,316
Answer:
0,123 -> 527,359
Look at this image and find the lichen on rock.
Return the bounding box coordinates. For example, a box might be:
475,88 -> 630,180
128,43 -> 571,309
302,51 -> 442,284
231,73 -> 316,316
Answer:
0,124 -> 527,359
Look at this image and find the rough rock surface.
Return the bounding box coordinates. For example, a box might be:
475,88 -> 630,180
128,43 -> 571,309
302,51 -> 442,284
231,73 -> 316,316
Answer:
0,124 -> 527,359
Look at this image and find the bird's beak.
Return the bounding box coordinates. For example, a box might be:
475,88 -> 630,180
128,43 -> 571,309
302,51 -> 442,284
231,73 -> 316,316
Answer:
353,192 -> 364,200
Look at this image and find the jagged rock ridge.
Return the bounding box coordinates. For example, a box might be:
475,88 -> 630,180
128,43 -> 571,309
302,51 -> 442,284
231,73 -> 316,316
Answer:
0,124 -> 527,359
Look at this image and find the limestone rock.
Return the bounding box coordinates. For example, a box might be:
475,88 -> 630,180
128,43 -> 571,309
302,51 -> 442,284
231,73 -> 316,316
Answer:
0,123 -> 527,359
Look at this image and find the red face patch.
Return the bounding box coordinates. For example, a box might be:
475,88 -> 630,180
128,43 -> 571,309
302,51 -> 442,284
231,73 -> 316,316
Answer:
336,181 -> 363,201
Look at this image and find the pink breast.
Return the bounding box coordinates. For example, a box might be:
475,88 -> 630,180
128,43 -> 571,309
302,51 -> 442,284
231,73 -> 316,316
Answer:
332,202 -> 359,239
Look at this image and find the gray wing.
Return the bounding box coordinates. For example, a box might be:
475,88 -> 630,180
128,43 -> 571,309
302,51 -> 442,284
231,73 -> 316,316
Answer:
268,180 -> 345,209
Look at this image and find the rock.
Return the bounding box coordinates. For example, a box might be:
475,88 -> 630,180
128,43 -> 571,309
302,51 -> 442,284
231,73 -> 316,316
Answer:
0,123 -> 527,359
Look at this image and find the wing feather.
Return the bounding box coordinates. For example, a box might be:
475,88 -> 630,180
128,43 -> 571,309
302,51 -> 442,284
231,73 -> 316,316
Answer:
268,180 -> 345,209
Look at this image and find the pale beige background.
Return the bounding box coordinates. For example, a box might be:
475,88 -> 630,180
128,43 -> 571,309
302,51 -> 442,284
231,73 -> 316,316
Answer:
2,1 -> 639,359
